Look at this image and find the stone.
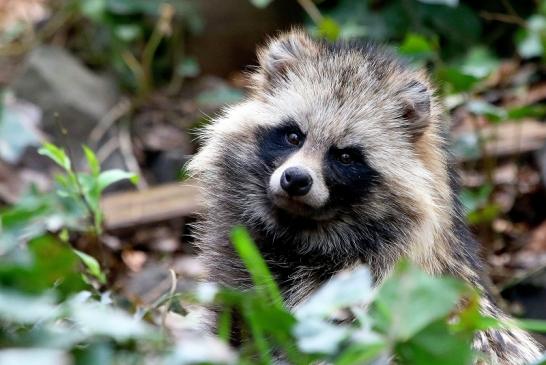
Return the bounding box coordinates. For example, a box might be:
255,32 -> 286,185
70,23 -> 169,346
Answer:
12,45 -> 120,165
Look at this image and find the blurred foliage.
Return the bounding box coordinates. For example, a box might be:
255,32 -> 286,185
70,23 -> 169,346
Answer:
71,0 -> 202,98
2,209 -> 546,364
2,0 -> 204,99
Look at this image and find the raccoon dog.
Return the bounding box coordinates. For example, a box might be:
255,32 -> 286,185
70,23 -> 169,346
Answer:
188,30 -> 542,364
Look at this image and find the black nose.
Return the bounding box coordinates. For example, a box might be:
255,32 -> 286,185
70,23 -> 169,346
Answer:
280,167 -> 313,196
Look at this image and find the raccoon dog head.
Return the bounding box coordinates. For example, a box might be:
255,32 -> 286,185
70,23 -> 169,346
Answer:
190,30 -> 451,261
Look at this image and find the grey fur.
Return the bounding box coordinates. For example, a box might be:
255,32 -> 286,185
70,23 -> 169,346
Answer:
188,30 -> 543,364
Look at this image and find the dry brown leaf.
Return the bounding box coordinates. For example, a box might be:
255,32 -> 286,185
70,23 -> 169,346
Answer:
122,250 -> 147,273
0,0 -> 49,32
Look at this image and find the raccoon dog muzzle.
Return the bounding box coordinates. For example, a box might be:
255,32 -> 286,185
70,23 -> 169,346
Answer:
268,153 -> 329,213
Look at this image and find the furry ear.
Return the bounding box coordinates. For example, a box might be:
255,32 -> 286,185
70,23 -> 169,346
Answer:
399,80 -> 431,141
257,30 -> 318,80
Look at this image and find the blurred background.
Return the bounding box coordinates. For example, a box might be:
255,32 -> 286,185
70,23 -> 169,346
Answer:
1,0 -> 546,355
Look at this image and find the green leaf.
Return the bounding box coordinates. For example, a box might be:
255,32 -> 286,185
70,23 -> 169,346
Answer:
97,169 -> 138,192
335,344 -> 386,365
466,100 -> 506,123
417,2 -> 481,52
467,203 -> 501,225
38,143 -> 71,171
294,318 -> 350,354
0,235 -> 86,296
515,319 -> 546,333
249,0 -> 274,8
372,261 -> 468,340
250,297 -> 295,333
75,342 -> 114,365
167,336 -> 238,365
230,226 -> 283,306
396,319 -> 474,365
73,249 -> 106,284
0,290 -> 59,324
0,189 -> 87,251
295,266 -> 373,320
242,299 -> 274,364
516,15 -> 546,59
459,185 -> 493,214
0,349 -> 70,365
436,67 -> 480,94
460,47 -> 499,79
399,33 -> 436,61
517,31 -> 543,59
80,0 -> 106,21
177,58 -> 200,78
69,298 -> 153,341
83,146 -> 100,177
113,24 -> 142,42
318,17 -> 342,41
507,105 -> 546,120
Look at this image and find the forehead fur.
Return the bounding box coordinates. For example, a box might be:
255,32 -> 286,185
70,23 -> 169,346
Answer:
191,30 -> 445,183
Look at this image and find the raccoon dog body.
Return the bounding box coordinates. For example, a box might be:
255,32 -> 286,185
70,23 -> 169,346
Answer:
188,30 -> 542,364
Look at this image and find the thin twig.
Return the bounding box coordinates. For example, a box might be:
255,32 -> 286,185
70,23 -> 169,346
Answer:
96,137 -> 120,164
122,50 -> 144,93
500,262 -> 546,291
297,0 -> 323,24
89,97 -> 132,147
118,120 -> 148,189
166,22 -> 185,95
500,0 -> 519,18
141,4 -> 175,98
480,11 -> 527,27
161,269 -> 178,332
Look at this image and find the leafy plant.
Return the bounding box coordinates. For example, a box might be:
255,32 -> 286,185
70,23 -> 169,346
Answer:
213,227 -> 546,365
37,143 -> 138,235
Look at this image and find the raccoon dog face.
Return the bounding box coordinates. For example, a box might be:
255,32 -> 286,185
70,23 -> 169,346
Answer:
190,30 -> 449,258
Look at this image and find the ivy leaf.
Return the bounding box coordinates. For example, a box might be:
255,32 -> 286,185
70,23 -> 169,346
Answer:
295,266 -> 374,320
372,261 -> 468,340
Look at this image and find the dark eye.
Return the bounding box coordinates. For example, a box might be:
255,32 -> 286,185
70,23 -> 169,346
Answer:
338,152 -> 354,165
335,148 -> 362,165
286,132 -> 301,146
